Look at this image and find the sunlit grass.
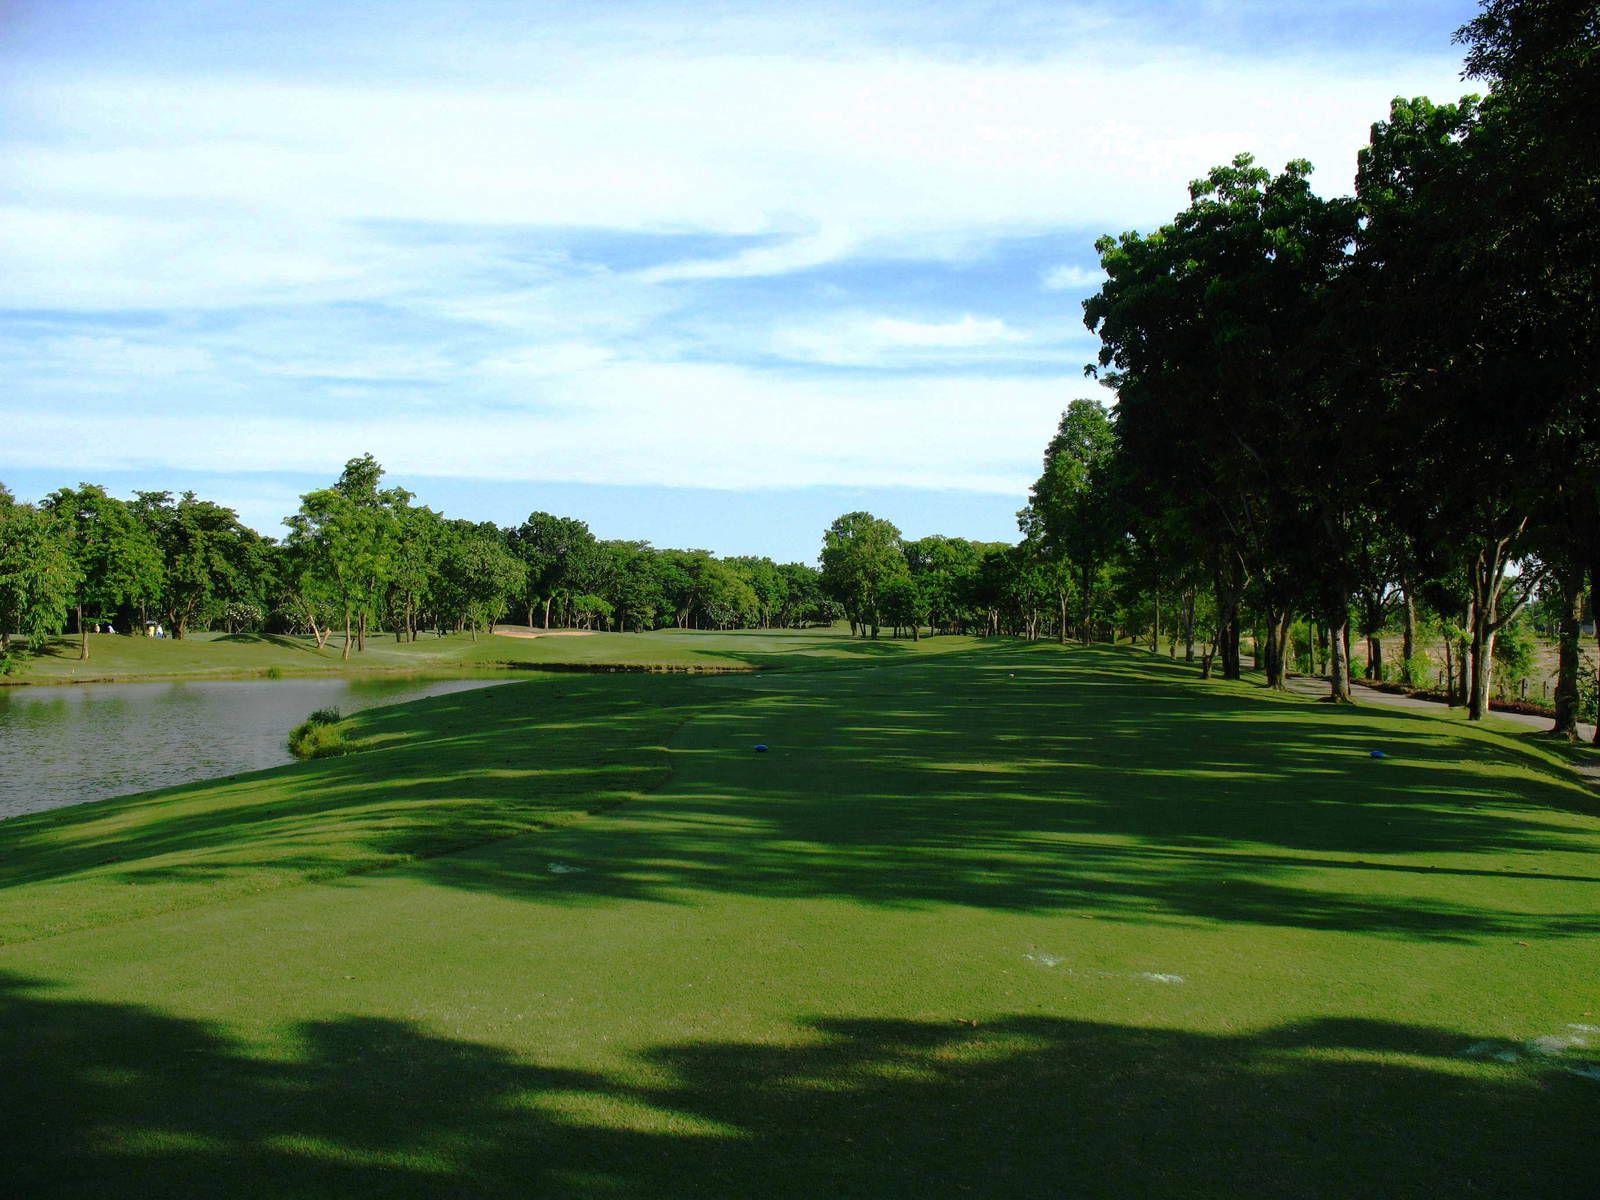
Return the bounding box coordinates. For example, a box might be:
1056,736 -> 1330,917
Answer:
2,640 -> 1598,1197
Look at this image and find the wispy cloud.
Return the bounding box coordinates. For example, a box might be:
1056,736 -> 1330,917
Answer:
5,360 -> 1089,496
2,0 -> 1473,533
1041,264 -> 1104,291
766,313 -> 1038,368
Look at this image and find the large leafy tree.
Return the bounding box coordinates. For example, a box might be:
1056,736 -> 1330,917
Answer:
433,519 -> 526,639
1021,399 -> 1118,644
0,501 -> 80,660
1086,155 -> 1358,687
131,491 -> 271,641
820,512 -> 908,638
387,504 -> 444,642
43,484 -> 164,658
1455,0 -> 1600,735
904,535 -> 984,635
1355,91 -> 1586,720
509,512 -> 598,629
284,455 -> 410,660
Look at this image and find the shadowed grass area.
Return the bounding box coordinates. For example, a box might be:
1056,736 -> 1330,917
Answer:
1,976 -> 1593,1199
0,675 -> 739,943
2,641 -> 1598,1196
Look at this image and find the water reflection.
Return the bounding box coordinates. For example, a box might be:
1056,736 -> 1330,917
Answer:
0,673 -> 535,821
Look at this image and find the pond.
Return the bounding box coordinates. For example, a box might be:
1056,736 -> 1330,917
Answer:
0,672 -> 537,822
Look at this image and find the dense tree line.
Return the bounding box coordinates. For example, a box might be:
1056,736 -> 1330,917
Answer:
0,456 -> 842,669
1040,0 -> 1597,738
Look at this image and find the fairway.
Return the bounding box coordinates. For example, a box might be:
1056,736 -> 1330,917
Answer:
8,625 -> 992,685
3,641 -> 1598,1197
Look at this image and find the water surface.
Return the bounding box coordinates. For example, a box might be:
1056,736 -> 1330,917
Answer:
0,672 -> 535,821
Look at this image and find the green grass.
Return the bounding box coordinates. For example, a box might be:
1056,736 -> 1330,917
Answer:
7,624 -> 989,683
2,639 -> 1598,1197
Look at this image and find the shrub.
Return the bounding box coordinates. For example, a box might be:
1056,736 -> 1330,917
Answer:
1401,652 -> 1433,688
288,708 -> 350,759
263,666 -> 284,680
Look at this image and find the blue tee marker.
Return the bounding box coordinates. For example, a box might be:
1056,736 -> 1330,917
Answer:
755,744 -> 769,753
1370,750 -> 1386,758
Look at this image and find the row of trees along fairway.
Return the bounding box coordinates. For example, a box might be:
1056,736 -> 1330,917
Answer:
0,456 -> 849,669
1054,0 -> 1597,739
818,511 -> 1109,642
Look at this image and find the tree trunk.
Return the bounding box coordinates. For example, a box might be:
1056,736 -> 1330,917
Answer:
1400,589 -> 1417,685
305,604 -> 331,652
1151,592 -> 1161,654
1212,555 -> 1245,681
1467,588 -> 1489,721
1182,590 -> 1196,662
1219,610 -> 1241,681
1551,566 -> 1584,738
1366,635 -> 1383,681
1058,589 -> 1068,645
1080,566 -> 1094,644
1469,630 -> 1498,721
1587,560 -> 1600,748
342,610 -> 352,662
542,595 -> 553,629
1263,608 -> 1291,690
1328,616 -> 1352,703
1592,557 -> 1600,746
1464,529 -> 1538,721
78,603 -> 88,661
357,610 -> 367,654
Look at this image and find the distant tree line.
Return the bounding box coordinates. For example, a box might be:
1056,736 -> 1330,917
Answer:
1017,0 -> 1598,739
0,455 -> 843,669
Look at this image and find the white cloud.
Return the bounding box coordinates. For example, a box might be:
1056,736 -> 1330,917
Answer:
1041,264 -> 1104,291
3,360 -> 1083,495
765,312 -> 1036,367
4,39 -> 1469,308
636,231 -> 859,284
0,4 -> 1469,518
868,316 -> 1024,348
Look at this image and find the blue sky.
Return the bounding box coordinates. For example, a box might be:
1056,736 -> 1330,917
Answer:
2,0 -> 1480,563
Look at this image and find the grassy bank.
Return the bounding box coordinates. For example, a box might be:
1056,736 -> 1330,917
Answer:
6,625 -> 991,684
3,641 -> 1598,1196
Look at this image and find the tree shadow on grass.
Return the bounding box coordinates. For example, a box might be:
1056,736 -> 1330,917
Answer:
210,632 -> 326,653
2,969 -> 1594,1199
6,645 -> 1599,946
396,643 -> 1600,940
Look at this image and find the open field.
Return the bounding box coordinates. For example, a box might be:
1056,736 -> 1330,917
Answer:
3,640 -> 1598,1196
7,625 -> 990,685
